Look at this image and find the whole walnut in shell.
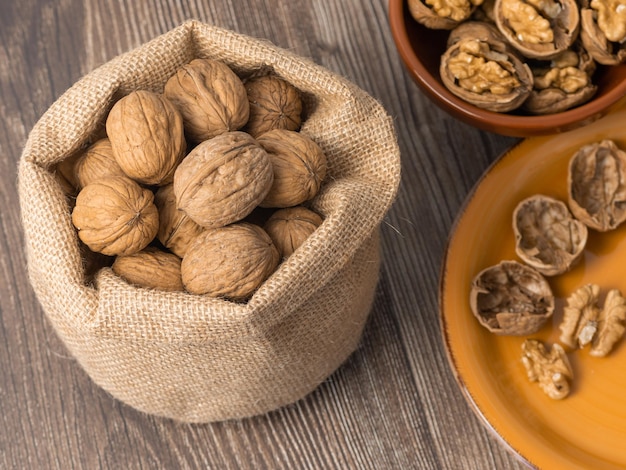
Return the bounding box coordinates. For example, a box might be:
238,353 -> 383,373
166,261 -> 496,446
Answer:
513,195 -> 588,276
244,74 -> 303,138
74,138 -> 126,189
568,139 -> 626,231
263,206 -> 323,259
71,176 -> 159,256
173,131 -> 273,228
154,184 -> 204,258
164,58 -> 249,142
470,260 -> 555,335
106,90 -> 186,186
257,129 -> 327,208
112,247 -> 184,292
181,222 -> 280,300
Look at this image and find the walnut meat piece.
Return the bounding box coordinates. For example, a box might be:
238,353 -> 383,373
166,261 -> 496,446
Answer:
154,184 -> 203,258
244,74 -> 303,138
74,138 -> 126,188
409,0 -> 484,29
495,0 -> 580,59
581,1 -> 626,65
257,129 -> 327,208
71,176 -> 159,256
568,140 -> 626,232
521,339 -> 573,400
181,222 -> 280,300
173,131 -> 273,228
164,58 -> 249,142
440,36 -> 533,112
470,260 -> 554,335
591,289 -> 626,357
112,247 -> 184,292
106,90 -> 186,186
523,46 -> 597,114
263,206 -> 323,259
513,195 -> 587,276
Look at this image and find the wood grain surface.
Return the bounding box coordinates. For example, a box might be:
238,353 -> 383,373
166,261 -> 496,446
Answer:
0,1 -> 525,468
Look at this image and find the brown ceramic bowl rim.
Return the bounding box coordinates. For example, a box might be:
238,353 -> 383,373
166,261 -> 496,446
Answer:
388,0 -> 626,137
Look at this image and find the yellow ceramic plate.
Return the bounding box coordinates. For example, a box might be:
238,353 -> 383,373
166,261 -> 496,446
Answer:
440,107 -> 626,470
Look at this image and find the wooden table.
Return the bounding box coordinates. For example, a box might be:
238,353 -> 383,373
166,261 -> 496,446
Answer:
1,1 -> 525,468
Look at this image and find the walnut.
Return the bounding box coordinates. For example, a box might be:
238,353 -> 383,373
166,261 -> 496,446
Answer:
469,260 -> 554,335
440,31 -> 533,112
173,131 -> 273,228
71,176 -> 159,256
112,247 -> 184,292
559,284 -> 626,356
257,129 -> 327,208
580,2 -> 626,65
263,206 -> 323,259
154,184 -> 204,258
53,151 -> 81,196
106,90 -> 186,186
181,222 -> 280,300
408,0 -> 484,29
74,138 -> 126,189
521,339 -> 573,399
513,195 -> 588,276
494,0 -> 580,59
568,140 -> 626,232
522,45 -> 598,114
244,74 -> 303,138
164,58 -> 249,142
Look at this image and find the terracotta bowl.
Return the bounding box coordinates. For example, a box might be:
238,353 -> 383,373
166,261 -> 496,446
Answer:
388,0 -> 626,137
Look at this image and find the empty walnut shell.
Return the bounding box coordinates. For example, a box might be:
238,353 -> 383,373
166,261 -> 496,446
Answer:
513,195 -> 588,276
71,176 -> 159,256
522,44 -> 598,115
440,35 -> 533,112
494,0 -> 580,60
263,206 -> 324,259
154,184 -> 204,258
106,90 -> 186,186
408,0 -> 483,29
470,260 -> 555,335
258,129 -> 327,208
568,139 -> 626,232
112,247 -> 184,292
74,138 -> 126,189
580,4 -> 626,65
164,58 -> 249,142
244,74 -> 303,138
181,222 -> 280,300
173,131 -> 273,228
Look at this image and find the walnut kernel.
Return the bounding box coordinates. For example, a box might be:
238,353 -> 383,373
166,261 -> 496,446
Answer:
522,339 -> 573,399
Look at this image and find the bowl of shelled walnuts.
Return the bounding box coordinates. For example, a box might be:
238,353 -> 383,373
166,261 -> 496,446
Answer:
388,0 -> 626,137
18,21 -> 401,423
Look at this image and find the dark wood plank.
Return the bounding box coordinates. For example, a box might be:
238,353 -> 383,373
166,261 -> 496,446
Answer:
0,1 -> 526,468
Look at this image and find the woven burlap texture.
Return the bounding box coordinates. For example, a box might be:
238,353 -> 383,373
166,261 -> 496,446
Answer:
18,20 -> 401,423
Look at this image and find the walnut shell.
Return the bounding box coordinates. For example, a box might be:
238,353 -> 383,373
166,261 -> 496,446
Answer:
408,0 -> 482,29
513,195 -> 588,276
494,0 -> 580,60
112,247 -> 184,292
181,222 -> 280,300
154,184 -> 204,258
71,176 -> 159,256
263,206 -> 323,259
173,131 -> 273,228
244,74 -> 302,138
470,260 -> 555,335
164,58 -> 249,142
106,90 -> 186,186
74,138 -> 126,188
257,129 -> 327,208
568,139 -> 626,231
580,7 -> 626,65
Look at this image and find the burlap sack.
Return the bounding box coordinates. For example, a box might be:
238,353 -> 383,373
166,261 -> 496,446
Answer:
18,20 -> 401,423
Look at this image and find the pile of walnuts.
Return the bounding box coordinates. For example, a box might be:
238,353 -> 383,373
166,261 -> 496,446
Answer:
61,58 -> 328,301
